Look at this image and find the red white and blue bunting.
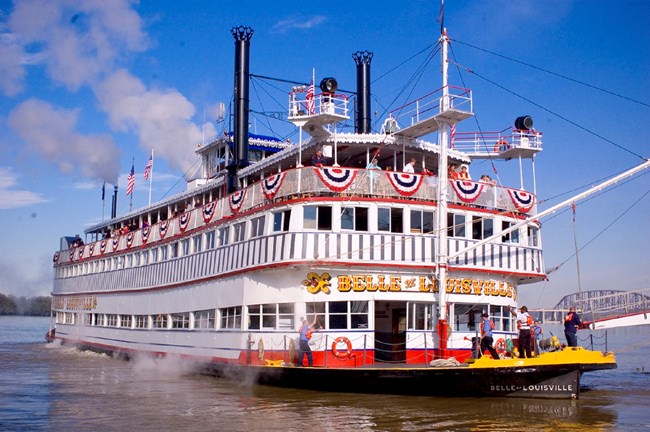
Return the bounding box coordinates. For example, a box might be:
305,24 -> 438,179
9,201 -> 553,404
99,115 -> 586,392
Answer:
229,189 -> 246,213
385,172 -> 424,197
100,239 -> 107,254
159,220 -> 169,238
179,211 -> 191,232
88,243 -> 95,257
126,232 -> 134,248
141,226 -> 150,243
261,172 -> 287,200
69,249 -> 75,261
112,237 -> 119,251
53,252 -> 59,263
202,201 -> 216,223
314,167 -> 358,192
449,180 -> 486,203
507,188 -> 536,213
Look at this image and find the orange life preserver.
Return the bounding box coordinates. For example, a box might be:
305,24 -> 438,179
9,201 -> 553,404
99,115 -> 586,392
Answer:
495,338 -> 507,354
494,139 -> 509,152
332,337 -> 352,360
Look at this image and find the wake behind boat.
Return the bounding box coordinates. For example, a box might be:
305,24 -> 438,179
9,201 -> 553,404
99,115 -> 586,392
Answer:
48,14 -> 644,399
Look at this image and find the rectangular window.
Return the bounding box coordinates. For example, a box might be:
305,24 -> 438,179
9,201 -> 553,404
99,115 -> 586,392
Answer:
171,312 -> 190,329
408,302 -> 436,330
192,234 -> 203,253
447,213 -> 466,237
323,301 -> 369,330
411,210 -> 435,234
234,222 -> 246,243
219,227 -> 230,246
195,309 -> 216,329
502,221 -> 520,243
153,314 -> 168,329
378,207 -> 403,233
134,315 -> 148,329
220,306 -> 242,330
250,216 -> 265,238
489,305 -> 512,332
472,217 -> 493,240
272,210 -> 291,232
106,314 -> 118,327
181,239 -> 190,256
527,226 -> 539,247
341,207 -> 369,231
206,230 -> 216,249
120,315 -> 132,329
247,303 -> 295,330
303,206 -> 332,230
453,304 -> 483,332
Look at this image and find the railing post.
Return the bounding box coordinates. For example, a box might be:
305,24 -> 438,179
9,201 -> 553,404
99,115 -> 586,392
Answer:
363,334 -> 367,366
424,332 -> 428,367
324,334 -> 328,368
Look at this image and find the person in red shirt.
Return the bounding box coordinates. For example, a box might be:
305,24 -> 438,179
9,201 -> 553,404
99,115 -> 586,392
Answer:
448,165 -> 459,179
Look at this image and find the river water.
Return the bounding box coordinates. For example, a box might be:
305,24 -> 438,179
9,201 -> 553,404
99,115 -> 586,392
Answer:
1,316 -> 648,431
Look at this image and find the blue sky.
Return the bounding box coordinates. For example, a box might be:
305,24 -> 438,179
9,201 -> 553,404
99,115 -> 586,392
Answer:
0,0 -> 648,307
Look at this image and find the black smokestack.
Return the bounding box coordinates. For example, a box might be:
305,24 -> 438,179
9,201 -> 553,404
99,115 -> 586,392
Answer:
111,185 -> 118,219
353,51 -> 373,134
228,26 -> 253,194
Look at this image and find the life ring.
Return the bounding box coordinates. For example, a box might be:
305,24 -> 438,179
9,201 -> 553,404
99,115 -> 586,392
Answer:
494,139 -> 509,152
332,337 -> 352,360
495,338 -> 507,354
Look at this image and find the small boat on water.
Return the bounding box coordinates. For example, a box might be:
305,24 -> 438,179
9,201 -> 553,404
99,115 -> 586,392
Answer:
50,13 -> 649,399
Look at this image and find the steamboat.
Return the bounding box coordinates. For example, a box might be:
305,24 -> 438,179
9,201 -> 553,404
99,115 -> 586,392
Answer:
48,21 -> 639,399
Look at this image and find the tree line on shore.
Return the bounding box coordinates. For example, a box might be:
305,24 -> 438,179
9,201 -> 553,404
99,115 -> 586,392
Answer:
0,293 -> 51,316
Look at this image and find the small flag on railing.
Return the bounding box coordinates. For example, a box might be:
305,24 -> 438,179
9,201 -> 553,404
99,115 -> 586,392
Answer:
306,79 -> 315,115
144,155 -> 152,180
126,164 -> 135,195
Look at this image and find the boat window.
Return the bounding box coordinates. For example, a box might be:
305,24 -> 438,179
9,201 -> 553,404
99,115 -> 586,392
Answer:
106,314 -> 118,327
378,207 -> 403,233
170,242 -> 179,258
489,305 -> 512,332
447,213 -> 466,237
411,210 -> 435,234
408,302 -> 436,330
219,227 -> 230,246
171,312 -> 190,329
120,315 -> 132,329
472,216 -> 493,240
153,314 -> 168,329
247,303 -> 295,330
527,226 -> 539,247
501,221 -> 520,243
234,222 -> 246,242
150,247 -> 158,262
160,245 -> 168,261
220,306 -> 242,330
206,230 -> 216,249
181,239 -> 190,256
194,309 -> 216,330
453,304 -> 483,332
250,216 -> 265,238
272,210 -> 291,232
303,206 -> 332,230
341,207 -> 369,231
192,234 -> 203,253
324,300 -> 369,330
134,315 -> 148,329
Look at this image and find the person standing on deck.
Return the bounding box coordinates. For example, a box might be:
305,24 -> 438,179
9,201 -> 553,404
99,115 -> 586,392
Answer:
296,316 -> 317,366
564,306 -> 582,347
479,313 -> 500,360
403,157 -> 416,173
532,320 -> 543,356
509,306 -> 533,358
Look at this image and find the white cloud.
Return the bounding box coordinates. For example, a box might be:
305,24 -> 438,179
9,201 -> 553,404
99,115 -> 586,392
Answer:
0,166 -> 48,209
271,15 -> 327,34
7,99 -> 122,183
95,69 -> 214,178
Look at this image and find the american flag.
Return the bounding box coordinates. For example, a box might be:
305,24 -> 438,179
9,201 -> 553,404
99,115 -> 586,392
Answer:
126,164 -> 135,195
144,155 -> 152,180
306,79 -> 315,115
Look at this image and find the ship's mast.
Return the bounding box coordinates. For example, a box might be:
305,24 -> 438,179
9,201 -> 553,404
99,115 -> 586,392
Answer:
435,27 -> 451,357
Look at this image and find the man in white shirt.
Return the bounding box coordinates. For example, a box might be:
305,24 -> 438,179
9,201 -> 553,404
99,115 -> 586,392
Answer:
403,157 -> 416,173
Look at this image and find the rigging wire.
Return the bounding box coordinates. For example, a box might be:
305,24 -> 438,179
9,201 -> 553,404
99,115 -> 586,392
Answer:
449,59 -> 646,161
453,39 -> 650,109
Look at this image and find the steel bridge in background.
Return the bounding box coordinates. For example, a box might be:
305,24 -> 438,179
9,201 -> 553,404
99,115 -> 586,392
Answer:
529,289 -> 650,327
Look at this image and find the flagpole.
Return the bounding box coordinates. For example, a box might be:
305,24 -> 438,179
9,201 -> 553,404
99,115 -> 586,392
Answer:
129,156 -> 134,213
148,148 -> 154,206
101,181 -> 106,221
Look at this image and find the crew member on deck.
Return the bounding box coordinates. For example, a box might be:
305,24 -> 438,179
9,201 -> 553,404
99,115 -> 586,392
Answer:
311,149 -> 326,167
509,305 -> 533,358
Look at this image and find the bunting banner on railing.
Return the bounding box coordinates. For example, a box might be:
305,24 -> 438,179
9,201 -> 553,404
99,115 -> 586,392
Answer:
159,219 -> 169,238
449,180 -> 485,203
179,211 -> 192,232
261,172 -> 287,200
100,239 -> 107,254
88,243 -> 95,257
229,189 -> 246,213
69,248 -> 75,262
314,167 -> 357,192
507,188 -> 536,213
385,172 -> 424,196
141,226 -> 150,243
126,232 -> 134,248
53,252 -> 59,263
112,237 -> 120,251
202,201 -> 216,223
